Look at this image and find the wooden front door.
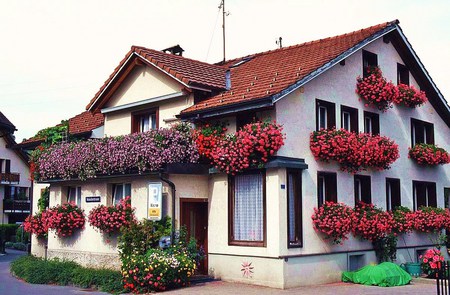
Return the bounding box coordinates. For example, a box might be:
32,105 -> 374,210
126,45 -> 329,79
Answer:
180,199 -> 208,274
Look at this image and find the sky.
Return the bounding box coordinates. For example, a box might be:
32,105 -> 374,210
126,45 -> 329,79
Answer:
1,0 -> 450,142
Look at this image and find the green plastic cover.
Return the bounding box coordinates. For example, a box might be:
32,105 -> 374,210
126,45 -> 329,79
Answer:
342,262 -> 412,287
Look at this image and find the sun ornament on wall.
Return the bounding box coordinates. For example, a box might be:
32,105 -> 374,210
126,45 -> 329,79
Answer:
241,261 -> 254,278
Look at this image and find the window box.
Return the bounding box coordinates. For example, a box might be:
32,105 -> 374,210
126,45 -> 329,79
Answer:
409,143 -> 450,166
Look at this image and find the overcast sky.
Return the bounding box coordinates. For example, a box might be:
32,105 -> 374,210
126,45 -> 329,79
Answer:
1,0 -> 449,142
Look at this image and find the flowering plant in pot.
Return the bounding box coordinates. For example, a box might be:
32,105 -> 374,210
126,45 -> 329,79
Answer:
413,206 -> 446,233
311,202 -> 354,245
43,203 -> 85,238
408,143 -> 450,166
351,202 -> 395,242
23,212 -> 48,238
420,248 -> 444,277
394,84 -> 428,108
356,67 -> 397,111
88,196 -> 136,234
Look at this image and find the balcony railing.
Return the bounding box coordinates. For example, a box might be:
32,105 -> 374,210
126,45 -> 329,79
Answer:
0,172 -> 20,184
3,199 -> 31,213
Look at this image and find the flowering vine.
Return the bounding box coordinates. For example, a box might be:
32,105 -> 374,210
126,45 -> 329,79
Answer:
409,143 -> 450,166
356,67 -> 397,111
310,128 -> 399,173
311,202 -> 353,244
88,197 -> 136,234
43,203 -> 85,238
394,84 -> 428,108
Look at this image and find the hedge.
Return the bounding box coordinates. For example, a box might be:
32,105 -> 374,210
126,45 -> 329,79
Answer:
0,224 -> 20,253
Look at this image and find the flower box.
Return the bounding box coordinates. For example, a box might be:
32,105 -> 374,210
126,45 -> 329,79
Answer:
356,67 -> 397,111
88,197 -> 135,234
394,84 -> 427,108
409,143 -> 450,165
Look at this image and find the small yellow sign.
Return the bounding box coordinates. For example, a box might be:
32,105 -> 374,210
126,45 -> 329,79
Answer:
148,208 -> 160,218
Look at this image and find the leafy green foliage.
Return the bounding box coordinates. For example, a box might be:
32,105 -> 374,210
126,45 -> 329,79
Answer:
373,234 -> 398,263
37,187 -> 50,212
16,226 -> 30,243
10,255 -> 125,294
35,120 -> 70,146
0,224 -> 20,253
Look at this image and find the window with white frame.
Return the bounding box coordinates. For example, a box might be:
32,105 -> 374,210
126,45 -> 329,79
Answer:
386,178 -> 401,211
132,108 -> 158,133
411,118 -> 434,146
112,183 -> 131,205
68,186 -> 82,206
316,99 -> 335,131
317,172 -> 337,207
341,105 -> 358,132
413,181 -> 436,210
229,171 -> 265,247
354,175 -> 371,204
363,111 -> 379,135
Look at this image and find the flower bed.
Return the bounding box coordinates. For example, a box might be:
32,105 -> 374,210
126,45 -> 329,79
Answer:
351,202 -> 395,242
195,121 -> 285,174
356,67 -> 397,111
23,212 -> 48,238
310,128 -> 399,173
394,84 -> 428,108
44,203 -> 85,237
32,126 -> 199,181
409,143 -> 450,165
311,202 -> 353,244
88,197 -> 136,234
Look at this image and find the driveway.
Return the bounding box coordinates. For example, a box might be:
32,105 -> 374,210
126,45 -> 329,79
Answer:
0,249 -> 108,295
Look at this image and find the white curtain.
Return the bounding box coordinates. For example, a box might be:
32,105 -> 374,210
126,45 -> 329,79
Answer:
234,173 -> 263,241
113,184 -> 124,205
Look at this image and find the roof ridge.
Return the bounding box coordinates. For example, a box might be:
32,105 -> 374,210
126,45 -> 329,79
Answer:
220,20 -> 398,66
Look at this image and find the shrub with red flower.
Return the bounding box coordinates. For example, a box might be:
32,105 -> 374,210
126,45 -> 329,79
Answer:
88,197 -> 136,234
44,203 -> 85,238
23,212 -> 48,238
420,248 -> 444,277
391,206 -> 414,234
413,206 -> 446,233
310,129 -> 399,173
356,67 -> 398,111
196,121 -> 285,174
351,202 -> 395,242
394,84 -> 428,108
311,202 -> 354,244
408,143 -> 450,166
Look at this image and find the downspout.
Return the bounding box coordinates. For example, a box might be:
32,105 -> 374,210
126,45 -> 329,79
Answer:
159,173 -> 176,244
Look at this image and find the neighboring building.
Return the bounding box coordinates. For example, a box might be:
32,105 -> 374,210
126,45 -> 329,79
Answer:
0,112 -> 31,224
31,20 -> 450,288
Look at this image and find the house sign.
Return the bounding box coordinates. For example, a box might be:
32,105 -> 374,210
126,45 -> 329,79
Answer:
148,182 -> 162,221
85,196 -> 101,203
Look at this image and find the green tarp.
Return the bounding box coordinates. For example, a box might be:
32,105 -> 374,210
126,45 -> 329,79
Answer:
342,262 -> 412,287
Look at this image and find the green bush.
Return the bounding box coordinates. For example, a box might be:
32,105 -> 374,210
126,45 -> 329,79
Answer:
12,242 -> 28,251
5,241 -> 14,248
16,227 -> 30,243
10,255 -> 125,294
0,224 -> 19,253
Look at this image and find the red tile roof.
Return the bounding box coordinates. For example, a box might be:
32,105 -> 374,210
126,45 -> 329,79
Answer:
68,111 -> 104,135
86,46 -> 227,111
181,20 -> 397,114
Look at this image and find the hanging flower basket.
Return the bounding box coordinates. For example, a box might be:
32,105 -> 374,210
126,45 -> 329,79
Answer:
311,202 -> 354,244
43,203 -> 85,238
88,196 -> 136,234
408,143 -> 450,165
394,84 -> 427,108
310,129 -> 399,173
23,212 -> 48,238
356,67 -> 397,111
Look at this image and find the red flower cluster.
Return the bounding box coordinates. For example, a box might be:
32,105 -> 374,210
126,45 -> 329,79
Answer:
88,197 -> 136,234
351,202 -> 395,242
310,129 -> 399,173
420,248 -> 444,277
391,206 -> 414,234
311,202 -> 353,244
195,121 -> 285,174
193,123 -> 227,159
408,143 -> 450,166
43,202 -> 85,237
356,67 -> 397,111
412,206 -> 446,233
394,84 -> 428,108
23,212 -> 48,238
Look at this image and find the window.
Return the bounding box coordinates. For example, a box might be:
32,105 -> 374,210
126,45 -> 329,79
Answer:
229,171 -> 266,246
354,175 -> 371,204
413,181 -> 437,210
112,183 -> 131,205
363,111 -> 380,135
317,172 -> 337,206
132,108 -> 158,133
287,169 -> 302,248
68,186 -> 82,206
362,50 -> 378,78
397,63 -> 409,85
316,99 -> 336,130
411,118 -> 434,146
341,105 -> 358,132
236,112 -> 257,130
386,178 -> 401,211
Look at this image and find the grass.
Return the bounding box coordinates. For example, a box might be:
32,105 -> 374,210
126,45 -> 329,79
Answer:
10,255 -> 125,294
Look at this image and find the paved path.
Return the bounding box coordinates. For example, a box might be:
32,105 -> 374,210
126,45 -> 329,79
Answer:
0,249 -> 108,295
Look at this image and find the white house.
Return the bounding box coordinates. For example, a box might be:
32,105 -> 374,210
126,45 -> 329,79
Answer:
31,20 -> 450,288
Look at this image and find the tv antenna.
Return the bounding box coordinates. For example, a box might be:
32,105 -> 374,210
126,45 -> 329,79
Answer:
219,0 -> 230,63
276,37 -> 283,49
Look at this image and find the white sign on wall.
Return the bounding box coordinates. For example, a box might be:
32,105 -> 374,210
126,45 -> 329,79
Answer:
148,182 -> 162,220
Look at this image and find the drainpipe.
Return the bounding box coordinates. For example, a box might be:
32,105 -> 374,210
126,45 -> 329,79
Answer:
159,173 -> 176,244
